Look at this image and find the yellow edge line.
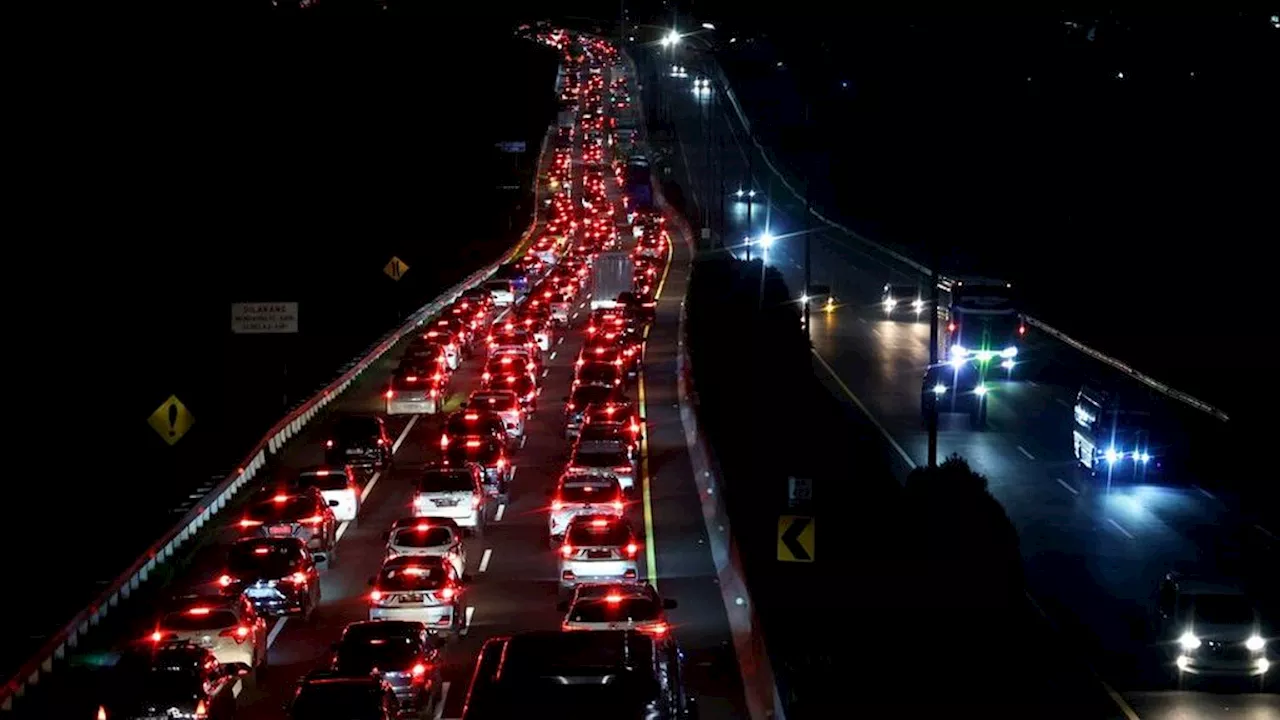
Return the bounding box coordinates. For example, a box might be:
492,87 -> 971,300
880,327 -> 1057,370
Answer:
638,224 -> 677,590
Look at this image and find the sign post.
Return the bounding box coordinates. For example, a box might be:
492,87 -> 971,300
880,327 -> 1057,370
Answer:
777,515 -> 815,562
787,476 -> 813,509
231,302 -> 300,410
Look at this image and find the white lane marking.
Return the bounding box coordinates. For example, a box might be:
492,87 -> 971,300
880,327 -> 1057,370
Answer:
1107,518 -> 1135,540
1054,398 -> 1070,408
1256,524 -> 1276,541
857,317 -> 867,324
437,681 -> 451,720
550,350 -> 558,360
494,504 -> 506,522
558,336 -> 564,345
232,678 -> 243,698
542,368 -> 549,378
1017,445 -> 1036,461
509,466 -> 518,483
335,521 -> 351,542
360,471 -> 383,503
465,606 -> 475,628
478,548 -> 493,573
572,311 -> 580,320
1192,484 -> 1216,500
267,617 -> 289,648
391,414 -> 420,454
1055,478 -> 1079,496
871,328 -> 883,337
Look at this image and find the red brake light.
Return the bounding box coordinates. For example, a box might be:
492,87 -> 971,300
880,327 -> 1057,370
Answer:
149,630 -> 163,642
370,590 -> 382,602
611,499 -> 624,511
440,434 -> 450,449
405,376 -> 419,382
591,519 -> 609,528
385,390 -> 395,399
412,663 -> 427,677
218,574 -> 234,586
614,465 -> 632,472
273,494 -> 289,503
551,499 -> 563,511
98,706 -> 107,720
466,440 -> 482,448
314,470 -> 330,476
325,439 -> 334,448
648,622 -> 668,636
440,586 -> 457,600
948,322 -> 956,332
626,542 -> 638,556
187,607 -> 211,616
605,593 -> 623,603
301,515 -> 325,525
220,625 -> 251,643
561,544 -> 574,557
286,572 -> 307,584
1019,325 -> 1027,335
416,522 -> 431,531
253,547 -> 270,555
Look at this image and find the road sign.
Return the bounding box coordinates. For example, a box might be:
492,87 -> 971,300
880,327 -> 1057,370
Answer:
700,227 -> 711,240
787,477 -> 813,505
384,256 -> 410,281
231,302 -> 298,334
148,395 -> 195,446
777,515 -> 815,562
495,141 -> 527,153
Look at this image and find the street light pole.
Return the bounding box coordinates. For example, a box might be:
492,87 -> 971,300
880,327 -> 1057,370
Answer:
744,147 -> 753,262
802,102 -> 812,339
927,258 -> 940,468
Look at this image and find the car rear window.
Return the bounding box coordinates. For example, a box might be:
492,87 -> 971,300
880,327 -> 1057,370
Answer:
161,609 -> 238,632
573,448 -> 629,468
378,564 -> 447,591
291,684 -> 383,715
246,497 -> 315,521
470,393 -> 517,412
446,444 -> 500,464
227,541 -> 305,575
335,635 -> 422,675
569,598 -> 660,623
334,418 -> 377,442
560,482 -> 618,503
485,279 -> 513,291
296,471 -> 348,492
571,386 -> 616,407
567,520 -> 631,546
392,372 -> 434,390
418,470 -> 475,493
391,527 -> 455,548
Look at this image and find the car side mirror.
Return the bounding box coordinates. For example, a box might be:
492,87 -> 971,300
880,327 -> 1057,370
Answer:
663,599 -> 678,610
328,499 -> 340,507
556,601 -> 569,613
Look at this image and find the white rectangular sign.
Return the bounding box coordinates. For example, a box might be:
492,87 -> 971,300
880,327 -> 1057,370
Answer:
231,302 -> 298,334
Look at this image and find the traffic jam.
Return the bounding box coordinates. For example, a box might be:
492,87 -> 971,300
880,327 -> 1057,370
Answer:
91,30 -> 699,720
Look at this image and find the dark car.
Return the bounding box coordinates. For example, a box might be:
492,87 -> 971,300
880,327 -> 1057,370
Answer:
218,537 -> 321,620
289,672 -> 400,720
98,642 -> 248,720
443,438 -> 512,497
441,409 -> 508,451
237,488 -> 338,566
325,415 -> 392,469
564,385 -> 626,439
330,621 -> 444,717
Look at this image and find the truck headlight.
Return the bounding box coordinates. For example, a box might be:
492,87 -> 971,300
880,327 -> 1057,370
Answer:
1179,631 -> 1201,651
932,383 -> 948,395
1104,448 -> 1120,464
1246,635 -> 1265,652
1000,346 -> 1018,359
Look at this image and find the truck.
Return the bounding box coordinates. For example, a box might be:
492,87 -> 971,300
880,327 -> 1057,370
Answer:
590,251 -> 635,310
936,276 -> 1026,377
1071,384 -> 1162,483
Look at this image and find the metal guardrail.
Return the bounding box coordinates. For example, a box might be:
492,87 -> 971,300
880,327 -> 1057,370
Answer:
0,126 -> 556,713
701,58 -> 1229,424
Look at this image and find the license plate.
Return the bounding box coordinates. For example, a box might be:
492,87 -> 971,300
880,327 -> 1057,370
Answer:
587,549 -> 612,559
268,526 -> 294,537
399,594 -> 423,603
345,448 -> 362,454
247,587 -> 277,598
433,499 -> 459,507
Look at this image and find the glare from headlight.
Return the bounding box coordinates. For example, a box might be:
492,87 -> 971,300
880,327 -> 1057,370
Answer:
974,384 -> 988,397
1246,635 -> 1265,651
932,383 -> 948,395
1179,631 -> 1202,651
1105,447 -> 1120,464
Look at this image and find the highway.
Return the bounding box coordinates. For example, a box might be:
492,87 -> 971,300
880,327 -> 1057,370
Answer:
653,45 -> 1279,717
9,40 -> 747,719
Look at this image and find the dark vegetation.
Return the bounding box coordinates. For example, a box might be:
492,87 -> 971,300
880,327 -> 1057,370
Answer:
5,15 -> 557,672
683,254 -> 1103,716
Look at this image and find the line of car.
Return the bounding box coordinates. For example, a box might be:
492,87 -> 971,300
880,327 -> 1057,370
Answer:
92,29 -> 697,720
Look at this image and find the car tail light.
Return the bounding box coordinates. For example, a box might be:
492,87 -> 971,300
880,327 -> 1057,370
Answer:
301,515 -> 325,526
1019,325 -> 1027,335
284,572 -> 307,585
948,322 -> 956,332
440,434 -> 449,449
614,465 -> 631,473
612,499 -> 624,512
647,622 -> 668,636
150,630 -> 165,642
218,574 -> 234,587
551,499 -> 563,511
626,542 -> 638,556
238,519 -> 262,529
377,438 -> 386,446
220,625 -> 251,643
561,544 -> 574,557
370,590 -> 382,603
385,389 -> 395,399
440,585 -> 457,600
591,519 -> 609,528
481,372 -> 491,382
325,439 -> 334,448
98,706 -> 107,720
412,662 -> 427,678
273,494 -> 290,503
466,440 -> 482,448
464,413 -> 479,421
195,700 -> 207,718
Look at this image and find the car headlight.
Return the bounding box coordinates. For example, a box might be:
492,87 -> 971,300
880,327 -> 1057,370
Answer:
1104,447 -> 1120,464
1179,631 -> 1201,651
1246,635 -> 1265,652
932,383 -> 948,395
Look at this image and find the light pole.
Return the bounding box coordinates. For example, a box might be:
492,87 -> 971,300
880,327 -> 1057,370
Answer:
927,259 -> 940,468
802,102 -> 812,339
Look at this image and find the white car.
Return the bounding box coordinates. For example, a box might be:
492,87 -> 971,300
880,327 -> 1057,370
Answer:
383,517 -> 466,578
294,466 -> 360,523
558,582 -> 676,637
467,390 -> 526,442
1156,573 -> 1271,677
558,515 -> 640,590
368,556 -> 466,635
547,475 -> 624,543
484,278 -> 516,306
151,595 -> 267,670
412,465 -> 486,532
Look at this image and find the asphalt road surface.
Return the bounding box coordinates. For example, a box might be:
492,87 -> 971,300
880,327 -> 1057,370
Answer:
655,47 -> 1279,719
10,57 -> 748,720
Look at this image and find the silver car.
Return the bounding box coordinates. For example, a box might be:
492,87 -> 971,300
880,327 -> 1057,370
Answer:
558,515 -> 640,591
383,516 -> 466,578
368,556 -> 466,636
566,439 -> 636,492
547,475 -> 625,543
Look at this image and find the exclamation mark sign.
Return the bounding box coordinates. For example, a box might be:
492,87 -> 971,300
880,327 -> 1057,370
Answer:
167,402 -> 179,437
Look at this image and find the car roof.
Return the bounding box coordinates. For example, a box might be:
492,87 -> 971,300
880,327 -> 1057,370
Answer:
390,516 -> 461,531
1170,574 -> 1247,597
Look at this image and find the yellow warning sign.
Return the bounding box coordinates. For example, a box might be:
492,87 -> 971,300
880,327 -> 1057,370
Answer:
777,515 -> 815,562
384,256 -> 410,281
148,395 -> 195,446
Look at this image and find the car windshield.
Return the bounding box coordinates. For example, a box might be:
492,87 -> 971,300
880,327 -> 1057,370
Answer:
378,564 -> 447,591
227,542 -> 303,575
335,635 -> 421,674
569,597 -> 660,623
418,470 -> 474,493
1193,594 -> 1253,625
161,609 -> 237,632
392,527 -> 455,548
